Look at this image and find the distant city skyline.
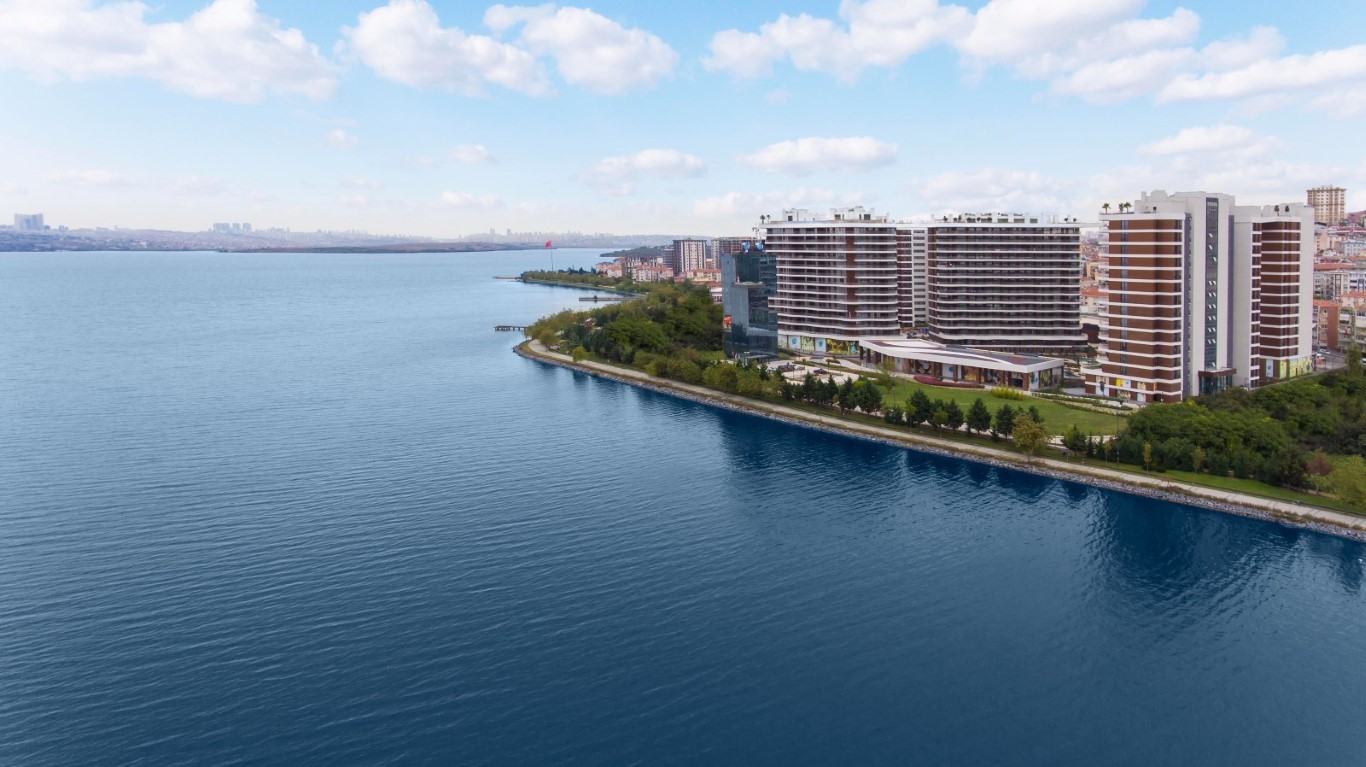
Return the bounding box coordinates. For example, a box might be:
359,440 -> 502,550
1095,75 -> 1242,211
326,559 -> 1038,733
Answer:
1,0 -> 1364,235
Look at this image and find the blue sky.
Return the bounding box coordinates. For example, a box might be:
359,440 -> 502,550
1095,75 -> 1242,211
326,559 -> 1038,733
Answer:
1,0 -> 1364,236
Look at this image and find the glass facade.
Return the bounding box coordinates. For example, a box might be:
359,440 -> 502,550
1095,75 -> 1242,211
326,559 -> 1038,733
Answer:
721,245 -> 778,358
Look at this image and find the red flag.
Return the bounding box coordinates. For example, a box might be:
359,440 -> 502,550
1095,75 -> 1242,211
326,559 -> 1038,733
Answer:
544,240 -> 552,248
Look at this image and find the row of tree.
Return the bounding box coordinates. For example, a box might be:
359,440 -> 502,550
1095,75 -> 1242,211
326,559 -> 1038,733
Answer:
1101,356 -> 1366,492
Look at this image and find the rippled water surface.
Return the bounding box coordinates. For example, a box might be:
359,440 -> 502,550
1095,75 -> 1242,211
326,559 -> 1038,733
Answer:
2,250 -> 1365,766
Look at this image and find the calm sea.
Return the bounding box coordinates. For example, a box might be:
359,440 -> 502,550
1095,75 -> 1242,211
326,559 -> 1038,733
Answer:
2,250 -> 1364,766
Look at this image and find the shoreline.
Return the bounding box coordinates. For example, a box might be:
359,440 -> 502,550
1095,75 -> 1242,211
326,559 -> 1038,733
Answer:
517,277 -> 645,295
515,340 -> 1366,543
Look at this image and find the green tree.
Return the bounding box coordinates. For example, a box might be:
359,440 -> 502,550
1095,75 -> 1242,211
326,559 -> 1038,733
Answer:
1027,405 -> 1044,427
993,404 -> 1017,437
854,380 -> 883,413
1329,456 -> 1366,508
838,378 -> 856,411
874,359 -> 897,388
966,398 -> 992,434
1349,343 -> 1363,376
1013,414 -> 1049,460
908,389 -> 933,425
884,405 -> 904,425
1191,446 -> 1207,474
1142,442 -> 1154,472
703,363 -> 740,392
929,406 -> 948,432
1063,424 -> 1088,458
944,400 -> 965,432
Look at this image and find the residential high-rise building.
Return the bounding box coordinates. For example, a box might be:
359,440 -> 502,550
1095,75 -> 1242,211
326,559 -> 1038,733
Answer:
13,213 -> 44,231
668,239 -> 707,272
1243,202 -> 1314,383
896,225 -> 928,329
711,237 -> 750,268
1307,185 -> 1346,225
720,240 -> 777,358
767,207 -> 899,356
924,214 -> 1084,356
1093,190 -> 1313,403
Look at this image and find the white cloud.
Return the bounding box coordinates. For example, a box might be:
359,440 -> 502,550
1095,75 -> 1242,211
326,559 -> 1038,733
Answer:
704,0 -> 971,81
738,137 -> 897,175
1159,44 -> 1366,103
342,0 -> 550,96
50,169 -> 129,188
702,1 -> 1366,114
326,129 -> 359,149
1050,26 -> 1285,103
485,5 -> 676,94
337,194 -> 373,208
920,167 -> 1072,213
958,0 -> 1145,67
692,187 -> 852,219
1314,86 -> 1366,118
765,88 -> 791,105
173,176 -> 225,195
579,149 -> 705,195
1138,124 -> 1276,157
449,144 -> 493,164
0,181 -> 26,195
0,0 -> 337,102
343,177 -> 385,190
439,190 -> 502,209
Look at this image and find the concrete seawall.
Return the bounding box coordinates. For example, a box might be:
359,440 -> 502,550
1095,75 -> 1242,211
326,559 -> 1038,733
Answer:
515,340 -> 1366,542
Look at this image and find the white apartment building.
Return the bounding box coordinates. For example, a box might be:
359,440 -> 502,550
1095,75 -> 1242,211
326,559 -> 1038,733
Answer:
1093,190 -> 1313,403
672,239 -> 708,273
13,213 -> 44,231
923,213 -> 1085,357
896,225 -> 928,329
768,207 -> 900,356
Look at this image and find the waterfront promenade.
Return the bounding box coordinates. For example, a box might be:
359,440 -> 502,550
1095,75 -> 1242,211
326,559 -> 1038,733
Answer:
520,340 -> 1366,541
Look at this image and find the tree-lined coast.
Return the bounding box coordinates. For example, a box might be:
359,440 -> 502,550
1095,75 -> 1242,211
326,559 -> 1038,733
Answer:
518,272 -> 1366,521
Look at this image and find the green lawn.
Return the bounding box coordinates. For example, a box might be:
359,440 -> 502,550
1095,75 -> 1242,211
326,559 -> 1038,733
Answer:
1153,467 -> 1364,515
874,378 -> 1126,435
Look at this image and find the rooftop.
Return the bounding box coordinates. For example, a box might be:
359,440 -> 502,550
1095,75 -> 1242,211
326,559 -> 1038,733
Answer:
861,338 -> 1065,374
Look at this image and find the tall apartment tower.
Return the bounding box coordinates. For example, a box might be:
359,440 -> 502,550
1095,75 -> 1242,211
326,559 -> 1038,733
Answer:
767,207 -> 899,356
1095,190 -> 1313,403
1237,202 -> 1315,383
672,239 -> 708,272
13,213 -> 44,231
924,214 -> 1085,356
896,225 -> 928,329
1307,185 -> 1346,226
711,237 -> 750,266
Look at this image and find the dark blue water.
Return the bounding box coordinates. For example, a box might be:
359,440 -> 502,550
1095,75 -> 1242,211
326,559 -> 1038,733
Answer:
2,251 -> 1364,766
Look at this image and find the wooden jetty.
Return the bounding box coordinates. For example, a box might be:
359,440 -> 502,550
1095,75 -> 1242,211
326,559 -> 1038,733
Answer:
493,275 -> 522,281
494,325 -> 528,332
579,295 -> 623,302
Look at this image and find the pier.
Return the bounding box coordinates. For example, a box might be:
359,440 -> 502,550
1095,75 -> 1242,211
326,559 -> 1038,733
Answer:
494,325 -> 528,332
579,295 -> 624,302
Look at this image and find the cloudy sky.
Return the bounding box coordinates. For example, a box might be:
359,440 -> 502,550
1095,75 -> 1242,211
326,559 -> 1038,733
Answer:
1,0 -> 1364,236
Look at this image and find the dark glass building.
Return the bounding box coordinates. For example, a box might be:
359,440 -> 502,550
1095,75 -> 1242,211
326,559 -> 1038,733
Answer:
721,242 -> 778,358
